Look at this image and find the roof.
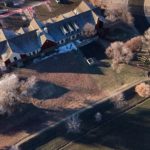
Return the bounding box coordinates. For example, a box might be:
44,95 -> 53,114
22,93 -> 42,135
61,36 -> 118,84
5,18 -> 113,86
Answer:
63,11 -> 75,19
0,41 -> 8,55
15,28 -> 25,35
0,29 -> 7,42
29,18 -> 55,42
8,30 -> 42,54
29,18 -> 45,31
46,10 -> 98,41
0,0 -> 103,57
73,0 -> 92,14
2,29 -> 16,39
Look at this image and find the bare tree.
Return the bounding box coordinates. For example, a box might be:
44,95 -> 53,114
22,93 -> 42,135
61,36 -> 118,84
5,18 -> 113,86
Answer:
83,23 -> 97,37
124,36 -> 142,53
135,83 -> 150,98
106,41 -> 123,72
106,36 -> 142,71
111,93 -> 126,108
92,0 -> 102,6
104,5 -> 134,26
66,114 -> 81,133
106,41 -> 134,71
0,74 -> 37,115
20,76 -> 38,101
138,28 -> 150,65
121,46 -> 134,64
106,41 -> 123,59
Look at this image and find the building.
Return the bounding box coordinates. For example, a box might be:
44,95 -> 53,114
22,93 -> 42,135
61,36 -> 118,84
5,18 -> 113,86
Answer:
0,1 -> 104,69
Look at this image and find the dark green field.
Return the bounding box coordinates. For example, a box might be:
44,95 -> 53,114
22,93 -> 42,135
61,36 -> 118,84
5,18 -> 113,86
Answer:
38,98 -> 150,150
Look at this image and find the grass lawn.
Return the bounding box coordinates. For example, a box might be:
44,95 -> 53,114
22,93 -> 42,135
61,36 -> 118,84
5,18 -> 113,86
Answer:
91,60 -> 146,94
38,98 -> 150,150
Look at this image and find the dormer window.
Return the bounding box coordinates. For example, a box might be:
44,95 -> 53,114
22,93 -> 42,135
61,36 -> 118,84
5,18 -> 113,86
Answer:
61,26 -> 68,35
36,30 -> 41,36
44,27 -> 48,33
67,24 -> 74,32
72,22 -> 79,31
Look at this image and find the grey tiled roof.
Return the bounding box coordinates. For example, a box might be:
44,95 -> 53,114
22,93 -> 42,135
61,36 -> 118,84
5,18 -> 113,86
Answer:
3,29 -> 16,39
46,10 -> 98,41
8,30 -> 41,54
0,41 -> 8,55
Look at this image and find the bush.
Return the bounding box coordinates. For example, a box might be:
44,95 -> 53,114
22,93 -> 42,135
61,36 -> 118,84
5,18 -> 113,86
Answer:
0,74 -> 38,115
83,23 -> 97,37
135,83 -> 150,98
66,114 -> 81,133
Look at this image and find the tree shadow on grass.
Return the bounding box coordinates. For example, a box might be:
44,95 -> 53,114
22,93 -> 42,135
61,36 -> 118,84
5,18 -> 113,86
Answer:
128,0 -> 150,34
0,103 -> 76,137
33,80 -> 69,100
77,107 -> 150,150
27,50 -> 104,75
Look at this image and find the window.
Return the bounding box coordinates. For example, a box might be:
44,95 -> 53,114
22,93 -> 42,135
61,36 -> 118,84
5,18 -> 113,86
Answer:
59,39 -> 65,44
60,26 -> 68,35
14,57 -> 17,61
70,35 -> 76,40
72,22 -> 79,31
67,24 -> 74,32
33,51 -> 36,55
44,27 -> 48,33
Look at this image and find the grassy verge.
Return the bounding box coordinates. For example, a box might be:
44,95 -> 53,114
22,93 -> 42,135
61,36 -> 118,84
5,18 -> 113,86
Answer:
91,60 -> 145,93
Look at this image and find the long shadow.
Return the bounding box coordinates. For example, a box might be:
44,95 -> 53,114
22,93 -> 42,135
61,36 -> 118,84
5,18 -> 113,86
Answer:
80,41 -> 107,60
33,80 -> 69,100
27,50 -> 104,75
128,0 -> 150,34
76,107 -> 150,150
0,104 -> 76,136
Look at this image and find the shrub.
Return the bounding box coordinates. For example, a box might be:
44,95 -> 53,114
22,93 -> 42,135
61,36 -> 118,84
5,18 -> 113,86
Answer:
111,93 -> 127,108
124,36 -> 142,52
83,23 -> 97,37
135,83 -> 150,98
0,74 -> 37,115
66,114 -> 81,133
105,36 -> 142,72
95,112 -> 102,122
104,5 -> 134,26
